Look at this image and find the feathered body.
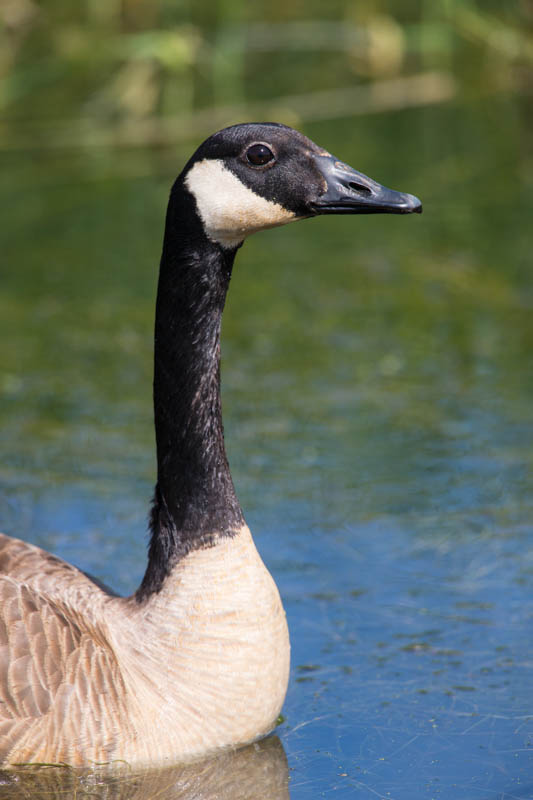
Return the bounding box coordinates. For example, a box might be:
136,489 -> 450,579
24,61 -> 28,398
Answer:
0,123 -> 420,766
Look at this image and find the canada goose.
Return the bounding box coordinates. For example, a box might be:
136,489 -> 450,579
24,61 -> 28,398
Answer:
0,123 -> 421,767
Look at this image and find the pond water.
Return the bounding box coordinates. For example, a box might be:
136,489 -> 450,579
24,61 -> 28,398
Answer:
1,17 -> 533,800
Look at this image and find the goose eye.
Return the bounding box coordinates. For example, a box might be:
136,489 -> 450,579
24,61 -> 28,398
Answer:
246,144 -> 274,166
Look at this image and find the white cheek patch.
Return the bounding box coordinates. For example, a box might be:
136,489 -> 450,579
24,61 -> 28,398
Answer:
185,159 -> 297,248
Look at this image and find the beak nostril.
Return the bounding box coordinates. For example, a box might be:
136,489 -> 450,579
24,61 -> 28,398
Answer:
313,154 -> 421,214
348,181 -> 372,196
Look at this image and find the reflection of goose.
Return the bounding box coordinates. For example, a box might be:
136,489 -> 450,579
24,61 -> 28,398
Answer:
0,123 -> 421,766
0,735 -> 290,800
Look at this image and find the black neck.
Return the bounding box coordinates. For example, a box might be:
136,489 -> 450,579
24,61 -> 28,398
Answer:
137,183 -> 244,599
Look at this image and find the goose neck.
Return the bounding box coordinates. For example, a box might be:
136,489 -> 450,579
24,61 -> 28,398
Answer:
137,196 -> 244,599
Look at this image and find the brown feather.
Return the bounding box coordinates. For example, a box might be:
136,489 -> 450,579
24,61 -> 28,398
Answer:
0,529 -> 289,766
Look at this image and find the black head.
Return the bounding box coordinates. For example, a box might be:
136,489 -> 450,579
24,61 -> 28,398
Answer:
177,122 -> 422,249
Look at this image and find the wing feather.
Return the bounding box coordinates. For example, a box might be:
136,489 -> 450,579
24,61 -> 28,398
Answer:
0,538 -> 131,765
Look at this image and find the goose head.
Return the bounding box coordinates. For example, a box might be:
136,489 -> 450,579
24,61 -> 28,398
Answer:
180,122 -> 422,249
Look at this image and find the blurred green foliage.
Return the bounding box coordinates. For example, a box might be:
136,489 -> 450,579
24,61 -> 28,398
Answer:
1,0 -> 532,148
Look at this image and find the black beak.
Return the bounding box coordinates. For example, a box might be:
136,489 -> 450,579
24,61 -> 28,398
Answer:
309,154 -> 422,216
